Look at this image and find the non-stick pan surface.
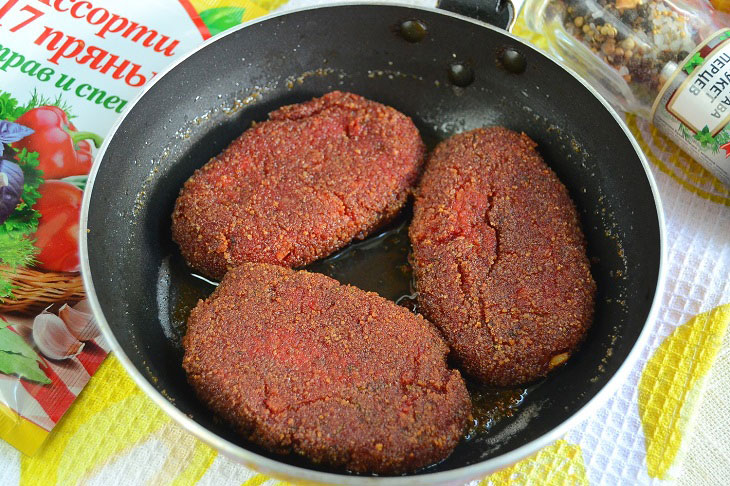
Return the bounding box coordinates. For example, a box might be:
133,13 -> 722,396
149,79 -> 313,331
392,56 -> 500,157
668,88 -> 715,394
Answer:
82,4 -> 664,485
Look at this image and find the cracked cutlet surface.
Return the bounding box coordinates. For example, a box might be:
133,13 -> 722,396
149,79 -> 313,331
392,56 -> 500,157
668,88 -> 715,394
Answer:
409,126 -> 596,386
182,263 -> 471,474
172,91 -> 425,280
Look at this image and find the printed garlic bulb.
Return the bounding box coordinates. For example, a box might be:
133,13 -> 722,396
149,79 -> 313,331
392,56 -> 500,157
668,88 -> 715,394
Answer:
32,311 -> 84,360
59,299 -> 100,341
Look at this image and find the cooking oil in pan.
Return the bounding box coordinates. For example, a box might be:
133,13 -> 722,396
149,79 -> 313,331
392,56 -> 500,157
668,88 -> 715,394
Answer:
159,208 -> 532,442
305,215 -> 414,301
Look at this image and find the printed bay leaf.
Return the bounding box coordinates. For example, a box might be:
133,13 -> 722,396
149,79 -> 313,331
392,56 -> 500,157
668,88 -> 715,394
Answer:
0,324 -> 39,360
0,350 -> 50,384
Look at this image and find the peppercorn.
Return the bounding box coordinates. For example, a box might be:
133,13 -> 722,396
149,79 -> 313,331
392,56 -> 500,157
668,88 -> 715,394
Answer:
658,50 -> 674,62
620,37 -> 636,50
602,39 -> 617,55
623,9 -> 638,23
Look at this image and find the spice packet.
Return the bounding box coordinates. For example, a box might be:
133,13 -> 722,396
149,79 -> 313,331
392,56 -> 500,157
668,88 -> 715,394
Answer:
0,0 -> 268,455
523,0 -> 730,187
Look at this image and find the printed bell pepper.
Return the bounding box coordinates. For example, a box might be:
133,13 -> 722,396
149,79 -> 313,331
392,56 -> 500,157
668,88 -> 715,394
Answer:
13,106 -> 103,179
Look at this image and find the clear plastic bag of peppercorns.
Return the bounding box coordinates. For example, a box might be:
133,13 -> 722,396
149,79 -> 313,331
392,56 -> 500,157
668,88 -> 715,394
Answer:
524,0 -> 730,187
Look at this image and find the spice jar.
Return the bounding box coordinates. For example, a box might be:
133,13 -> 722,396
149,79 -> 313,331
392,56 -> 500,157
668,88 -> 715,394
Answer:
524,0 -> 730,187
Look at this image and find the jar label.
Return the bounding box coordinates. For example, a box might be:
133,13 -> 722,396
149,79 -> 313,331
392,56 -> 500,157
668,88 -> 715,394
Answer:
652,29 -> 730,187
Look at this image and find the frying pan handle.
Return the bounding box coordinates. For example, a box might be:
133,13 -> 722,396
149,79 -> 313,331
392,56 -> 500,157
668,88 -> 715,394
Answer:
436,0 -> 525,32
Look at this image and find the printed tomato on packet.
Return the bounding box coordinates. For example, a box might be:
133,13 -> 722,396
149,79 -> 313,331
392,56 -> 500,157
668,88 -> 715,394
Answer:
5,102 -> 103,273
8,105 -> 97,273
32,180 -> 83,273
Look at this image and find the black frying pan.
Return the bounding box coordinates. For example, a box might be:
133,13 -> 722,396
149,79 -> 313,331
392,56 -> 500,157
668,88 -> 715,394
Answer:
81,2 -> 665,485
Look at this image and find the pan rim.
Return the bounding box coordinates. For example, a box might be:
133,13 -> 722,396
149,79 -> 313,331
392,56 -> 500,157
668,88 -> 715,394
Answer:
79,2 -> 667,484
